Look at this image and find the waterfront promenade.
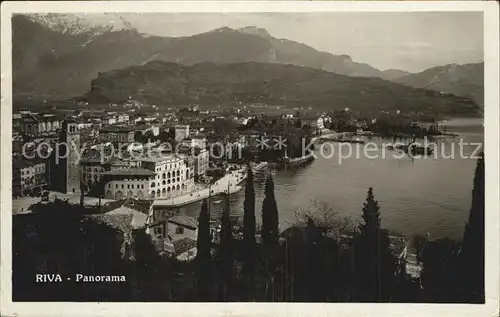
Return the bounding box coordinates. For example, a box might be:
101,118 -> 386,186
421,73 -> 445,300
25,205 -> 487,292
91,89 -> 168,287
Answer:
152,168 -> 245,207
12,169 -> 247,213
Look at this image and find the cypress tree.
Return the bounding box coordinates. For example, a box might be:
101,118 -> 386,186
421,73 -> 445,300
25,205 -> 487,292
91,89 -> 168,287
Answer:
261,174 -> 279,250
197,199 -> 212,301
359,187 -> 380,233
218,193 -> 233,301
260,174 -> 279,300
353,187 -> 396,302
242,165 -> 256,299
460,152 -> 485,302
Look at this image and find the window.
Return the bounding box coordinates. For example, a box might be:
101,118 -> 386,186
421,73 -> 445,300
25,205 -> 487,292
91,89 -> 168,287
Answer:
121,184 -> 124,189
127,184 -> 130,189
131,184 -> 134,189
175,227 -> 184,234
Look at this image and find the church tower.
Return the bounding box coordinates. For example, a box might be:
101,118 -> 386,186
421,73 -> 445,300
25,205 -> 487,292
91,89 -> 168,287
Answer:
52,120 -> 81,194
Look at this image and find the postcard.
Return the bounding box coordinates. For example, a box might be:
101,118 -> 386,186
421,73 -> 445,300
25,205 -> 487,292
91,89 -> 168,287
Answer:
1,1 -> 498,316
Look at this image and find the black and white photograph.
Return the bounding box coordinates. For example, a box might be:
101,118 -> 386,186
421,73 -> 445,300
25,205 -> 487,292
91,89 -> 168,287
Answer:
1,2 -> 499,316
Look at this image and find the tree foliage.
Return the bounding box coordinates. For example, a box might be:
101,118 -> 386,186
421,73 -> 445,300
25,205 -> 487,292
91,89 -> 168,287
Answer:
242,165 -> 256,299
196,199 -> 213,301
261,174 -> 279,251
217,194 -> 234,301
460,153 -> 485,302
352,188 -> 397,302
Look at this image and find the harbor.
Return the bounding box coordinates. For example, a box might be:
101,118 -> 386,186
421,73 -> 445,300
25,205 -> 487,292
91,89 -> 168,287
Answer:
178,118 -> 483,241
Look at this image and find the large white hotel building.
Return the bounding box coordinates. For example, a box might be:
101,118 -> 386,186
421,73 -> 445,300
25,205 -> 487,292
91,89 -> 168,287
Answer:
81,152 -> 195,200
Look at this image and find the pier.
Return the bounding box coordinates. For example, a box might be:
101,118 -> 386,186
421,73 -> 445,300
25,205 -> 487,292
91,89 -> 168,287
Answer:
311,132 -> 346,144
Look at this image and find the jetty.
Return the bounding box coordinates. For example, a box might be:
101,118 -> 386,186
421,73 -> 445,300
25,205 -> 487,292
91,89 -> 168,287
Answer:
311,132 -> 345,144
282,152 -> 316,166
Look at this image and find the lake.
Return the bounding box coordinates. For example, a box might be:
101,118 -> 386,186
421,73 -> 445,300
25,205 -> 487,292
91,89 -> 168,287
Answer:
182,117 -> 484,241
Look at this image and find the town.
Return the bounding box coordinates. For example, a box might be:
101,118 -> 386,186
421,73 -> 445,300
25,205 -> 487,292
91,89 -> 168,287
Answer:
12,100 -> 461,265
12,101 -> 327,199
13,99 -> 449,203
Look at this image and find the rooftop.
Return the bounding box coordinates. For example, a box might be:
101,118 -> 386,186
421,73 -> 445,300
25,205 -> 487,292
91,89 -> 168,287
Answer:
88,202 -> 149,233
173,237 -> 197,256
140,153 -> 180,163
101,167 -> 155,176
88,214 -> 138,233
79,157 -> 105,164
99,126 -> 135,133
17,114 -> 64,123
169,215 -> 198,230
13,158 -> 45,170
80,149 -> 116,164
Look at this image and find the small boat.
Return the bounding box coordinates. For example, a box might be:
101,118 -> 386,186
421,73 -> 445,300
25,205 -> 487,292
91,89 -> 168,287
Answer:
213,199 -> 223,204
351,138 -> 365,144
251,161 -> 268,173
327,138 -> 365,144
282,152 -> 315,166
409,145 -> 434,156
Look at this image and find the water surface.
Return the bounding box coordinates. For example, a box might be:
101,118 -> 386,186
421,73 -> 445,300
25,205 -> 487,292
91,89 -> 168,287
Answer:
182,118 -> 483,240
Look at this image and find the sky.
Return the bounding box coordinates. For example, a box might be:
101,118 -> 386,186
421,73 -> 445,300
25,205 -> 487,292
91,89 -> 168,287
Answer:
82,12 -> 484,73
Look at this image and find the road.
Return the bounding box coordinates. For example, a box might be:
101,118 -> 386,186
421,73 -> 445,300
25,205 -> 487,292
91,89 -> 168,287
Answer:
153,169 -> 245,207
12,191 -> 115,214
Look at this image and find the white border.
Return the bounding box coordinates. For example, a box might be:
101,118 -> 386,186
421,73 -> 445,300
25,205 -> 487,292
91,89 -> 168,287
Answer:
1,2 -> 499,317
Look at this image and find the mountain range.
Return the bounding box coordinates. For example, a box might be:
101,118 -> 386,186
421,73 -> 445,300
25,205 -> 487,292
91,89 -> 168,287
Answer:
12,14 -> 483,110
82,61 -> 479,116
394,63 -> 483,106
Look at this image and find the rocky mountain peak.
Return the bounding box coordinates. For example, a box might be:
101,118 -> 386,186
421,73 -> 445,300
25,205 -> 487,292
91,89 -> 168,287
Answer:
237,26 -> 271,38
